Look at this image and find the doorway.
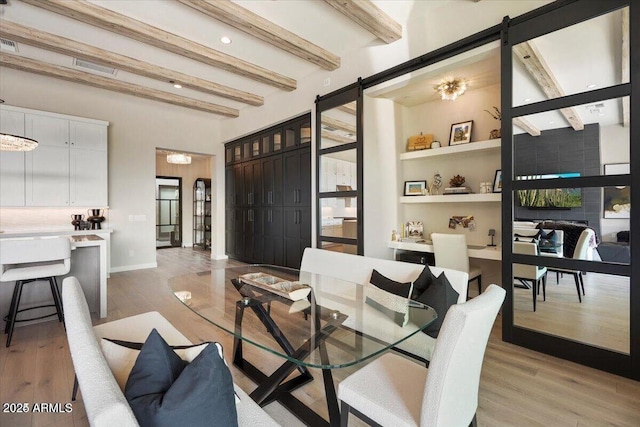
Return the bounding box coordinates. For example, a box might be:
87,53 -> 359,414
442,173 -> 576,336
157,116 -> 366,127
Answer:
156,176 -> 182,249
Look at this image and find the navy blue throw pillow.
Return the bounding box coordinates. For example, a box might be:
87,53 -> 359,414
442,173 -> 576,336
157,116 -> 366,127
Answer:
370,269 -> 411,298
411,266 -> 437,300
414,273 -> 459,338
125,329 -> 238,427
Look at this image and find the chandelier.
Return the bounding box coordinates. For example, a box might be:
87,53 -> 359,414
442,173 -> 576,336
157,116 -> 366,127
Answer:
166,152 -> 191,164
434,77 -> 468,101
0,133 -> 39,151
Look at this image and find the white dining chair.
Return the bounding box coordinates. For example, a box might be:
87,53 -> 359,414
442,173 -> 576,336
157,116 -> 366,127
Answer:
1,237 -> 71,346
513,241 -> 547,312
548,228 -> 595,303
338,284 -> 505,427
431,233 -> 482,299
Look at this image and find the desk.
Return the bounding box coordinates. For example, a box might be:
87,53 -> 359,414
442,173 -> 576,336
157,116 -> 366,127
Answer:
388,240 -> 502,261
169,265 -> 437,427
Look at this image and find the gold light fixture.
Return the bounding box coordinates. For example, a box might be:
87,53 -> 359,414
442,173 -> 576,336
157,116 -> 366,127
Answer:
166,152 -> 191,164
434,77 -> 468,101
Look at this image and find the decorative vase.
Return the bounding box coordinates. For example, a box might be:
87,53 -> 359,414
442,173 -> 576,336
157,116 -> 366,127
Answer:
489,129 -> 501,139
87,209 -> 105,230
71,214 -> 85,230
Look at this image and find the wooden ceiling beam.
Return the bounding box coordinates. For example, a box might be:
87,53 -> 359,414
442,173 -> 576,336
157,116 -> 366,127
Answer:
20,0 -> 296,91
337,101 -> 357,115
322,0 -> 401,44
177,0 -> 340,71
621,7 -> 629,127
321,116 -> 356,134
321,131 -> 353,144
0,21 -> 263,106
513,40 -> 584,131
513,117 -> 541,137
0,52 -> 239,117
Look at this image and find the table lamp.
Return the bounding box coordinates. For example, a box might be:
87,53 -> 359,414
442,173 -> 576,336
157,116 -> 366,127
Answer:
488,229 -> 496,247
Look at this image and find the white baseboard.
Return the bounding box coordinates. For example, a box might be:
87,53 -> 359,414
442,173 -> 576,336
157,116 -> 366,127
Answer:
110,262 -> 158,273
211,253 -> 229,261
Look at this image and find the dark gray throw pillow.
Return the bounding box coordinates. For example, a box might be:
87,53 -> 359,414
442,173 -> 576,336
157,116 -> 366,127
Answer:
414,272 -> 459,338
539,229 -> 558,253
370,269 -> 411,297
125,329 -> 238,427
411,266 -> 437,299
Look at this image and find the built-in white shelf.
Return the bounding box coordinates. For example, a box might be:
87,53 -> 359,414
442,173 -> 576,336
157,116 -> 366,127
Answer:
400,193 -> 502,204
399,138 -> 500,161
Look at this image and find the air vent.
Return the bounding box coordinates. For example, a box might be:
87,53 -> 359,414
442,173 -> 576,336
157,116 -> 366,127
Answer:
73,58 -> 117,76
0,38 -> 18,52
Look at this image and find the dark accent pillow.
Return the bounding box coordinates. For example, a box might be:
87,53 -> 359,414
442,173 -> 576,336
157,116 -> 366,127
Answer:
414,272 -> 459,338
539,229 -> 558,253
104,337 -> 205,350
411,266 -> 437,300
515,231 -> 542,239
125,329 -> 238,427
617,230 -> 630,243
370,269 -> 411,297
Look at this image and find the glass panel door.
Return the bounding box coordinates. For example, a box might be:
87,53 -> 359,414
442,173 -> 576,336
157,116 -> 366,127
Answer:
156,177 -> 182,249
503,1 -> 636,378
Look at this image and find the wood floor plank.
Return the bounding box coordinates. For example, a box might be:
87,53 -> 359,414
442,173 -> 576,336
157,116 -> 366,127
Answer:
1,247 -> 638,427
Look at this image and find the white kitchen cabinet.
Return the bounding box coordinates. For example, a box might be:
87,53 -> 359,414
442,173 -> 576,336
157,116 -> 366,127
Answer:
0,109 -> 26,206
26,145 -> 71,206
4,105 -> 109,207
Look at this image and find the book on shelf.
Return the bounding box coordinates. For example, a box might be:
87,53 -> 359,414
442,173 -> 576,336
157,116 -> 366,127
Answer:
443,186 -> 472,195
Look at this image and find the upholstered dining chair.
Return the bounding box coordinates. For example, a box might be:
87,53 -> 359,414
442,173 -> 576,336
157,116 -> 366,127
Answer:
548,228 -> 595,303
513,241 -> 547,312
431,233 -> 482,299
0,237 -> 71,346
338,284 -> 505,427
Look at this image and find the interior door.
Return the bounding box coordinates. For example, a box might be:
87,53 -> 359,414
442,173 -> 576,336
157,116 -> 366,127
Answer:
502,0 -> 637,379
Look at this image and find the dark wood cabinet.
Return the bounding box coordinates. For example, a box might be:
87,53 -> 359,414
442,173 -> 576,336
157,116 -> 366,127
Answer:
224,115 -> 311,268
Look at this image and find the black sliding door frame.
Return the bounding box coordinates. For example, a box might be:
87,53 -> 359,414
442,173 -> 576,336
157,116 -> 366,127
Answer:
501,0 -> 638,379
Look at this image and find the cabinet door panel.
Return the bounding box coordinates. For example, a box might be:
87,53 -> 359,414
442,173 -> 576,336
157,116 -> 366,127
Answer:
283,148 -> 311,206
26,146 -> 69,206
70,148 -> 108,206
69,121 -> 107,151
225,167 -> 235,206
298,148 -> 311,205
262,156 -> 283,206
25,114 -> 68,147
233,164 -> 243,207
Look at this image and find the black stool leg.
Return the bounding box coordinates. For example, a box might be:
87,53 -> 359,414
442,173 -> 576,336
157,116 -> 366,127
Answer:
49,277 -> 64,322
477,275 -> 482,294
4,282 -> 21,334
72,375 -> 79,401
6,281 -> 25,347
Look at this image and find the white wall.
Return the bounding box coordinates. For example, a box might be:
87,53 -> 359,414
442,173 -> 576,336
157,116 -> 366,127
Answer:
0,68 -> 220,271
600,123 -> 630,242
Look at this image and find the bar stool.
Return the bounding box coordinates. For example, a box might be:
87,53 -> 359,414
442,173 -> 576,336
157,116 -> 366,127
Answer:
1,237 -> 71,347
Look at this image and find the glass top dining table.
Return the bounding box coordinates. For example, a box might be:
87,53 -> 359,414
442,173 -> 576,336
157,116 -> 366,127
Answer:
168,264 -> 437,369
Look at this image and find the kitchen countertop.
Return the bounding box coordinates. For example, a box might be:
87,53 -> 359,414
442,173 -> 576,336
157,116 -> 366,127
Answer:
0,227 -> 113,239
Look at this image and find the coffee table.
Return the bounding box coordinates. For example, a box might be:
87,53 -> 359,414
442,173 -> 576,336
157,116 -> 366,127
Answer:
169,265 -> 437,427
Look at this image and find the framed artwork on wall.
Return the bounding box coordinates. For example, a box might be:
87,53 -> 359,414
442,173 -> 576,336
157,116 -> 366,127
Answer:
449,120 -> 473,145
603,163 -> 630,218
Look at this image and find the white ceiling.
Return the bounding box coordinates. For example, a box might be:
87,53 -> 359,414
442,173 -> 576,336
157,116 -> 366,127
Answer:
367,7 -> 627,133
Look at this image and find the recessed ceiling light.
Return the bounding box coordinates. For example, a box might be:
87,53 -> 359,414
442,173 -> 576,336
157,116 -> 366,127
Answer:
173,84 -> 182,89
523,98 -> 531,102
549,121 -> 555,124
220,36 -> 232,44
587,83 -> 597,89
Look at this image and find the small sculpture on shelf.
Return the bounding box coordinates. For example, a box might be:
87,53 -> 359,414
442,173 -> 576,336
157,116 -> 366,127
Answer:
449,175 -> 466,187
484,106 -> 501,139
429,173 -> 443,195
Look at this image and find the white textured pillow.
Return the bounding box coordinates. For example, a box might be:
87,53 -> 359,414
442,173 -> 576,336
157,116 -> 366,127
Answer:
100,339 -> 211,391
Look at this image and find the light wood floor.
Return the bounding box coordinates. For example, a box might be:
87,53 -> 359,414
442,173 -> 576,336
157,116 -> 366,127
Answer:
1,247 -> 639,427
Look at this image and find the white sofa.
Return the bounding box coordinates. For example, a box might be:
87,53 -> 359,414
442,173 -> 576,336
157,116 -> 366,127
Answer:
299,248 -> 469,361
62,276 -> 279,427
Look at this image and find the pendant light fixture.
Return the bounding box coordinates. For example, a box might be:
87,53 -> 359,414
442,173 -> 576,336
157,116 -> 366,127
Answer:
0,99 -> 39,151
166,152 -> 192,164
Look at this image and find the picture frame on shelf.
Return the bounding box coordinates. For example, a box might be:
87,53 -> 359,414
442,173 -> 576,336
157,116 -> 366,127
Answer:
406,221 -> 424,238
449,120 -> 473,145
493,170 -> 502,193
404,180 -> 427,196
